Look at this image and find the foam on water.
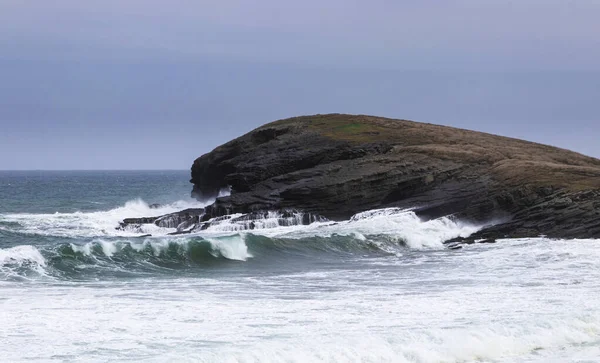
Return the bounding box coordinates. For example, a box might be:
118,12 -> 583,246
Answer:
0,245 -> 46,267
0,234 -> 256,279
146,314 -> 600,362
203,235 -> 253,260
201,210 -> 326,232
237,208 -> 481,250
0,245 -> 47,278
1,202 -> 483,252
2,238 -> 600,362
0,198 -> 206,238
0,205 -> 486,282
2,190 -> 599,362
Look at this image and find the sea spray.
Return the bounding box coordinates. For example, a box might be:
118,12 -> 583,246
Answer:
253,208 -> 481,249
0,245 -> 47,279
0,198 -> 207,238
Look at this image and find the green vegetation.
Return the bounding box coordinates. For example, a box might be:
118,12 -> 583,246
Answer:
260,113 -> 600,191
334,123 -> 366,133
305,114 -> 394,143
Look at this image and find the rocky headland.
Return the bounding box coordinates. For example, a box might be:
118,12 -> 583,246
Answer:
123,114 -> 600,241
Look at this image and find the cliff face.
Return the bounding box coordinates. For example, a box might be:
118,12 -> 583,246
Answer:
191,114 -> 600,239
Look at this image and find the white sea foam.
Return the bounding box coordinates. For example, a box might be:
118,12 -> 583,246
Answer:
200,210 -> 325,233
0,245 -> 46,267
1,202 -> 482,251
203,235 -> 253,260
0,245 -> 47,277
0,198 -> 206,238
217,208 -> 481,250
2,238 -> 600,362
67,234 -> 253,262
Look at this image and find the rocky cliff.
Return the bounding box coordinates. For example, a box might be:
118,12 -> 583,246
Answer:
189,114 -> 600,239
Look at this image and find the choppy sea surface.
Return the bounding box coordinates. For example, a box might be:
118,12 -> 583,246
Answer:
1,170 -> 599,363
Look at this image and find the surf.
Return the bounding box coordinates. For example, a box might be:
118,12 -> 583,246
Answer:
0,198 -> 482,242
0,198 -> 207,238
0,200 -> 489,280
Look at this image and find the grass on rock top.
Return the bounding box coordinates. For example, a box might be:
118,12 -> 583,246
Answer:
307,114 -> 403,143
260,113 -> 600,191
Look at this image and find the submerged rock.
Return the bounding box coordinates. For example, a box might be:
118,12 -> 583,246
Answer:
189,114 -> 600,240
446,243 -> 463,250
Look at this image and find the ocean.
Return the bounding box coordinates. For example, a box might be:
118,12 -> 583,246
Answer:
1,170 -> 599,362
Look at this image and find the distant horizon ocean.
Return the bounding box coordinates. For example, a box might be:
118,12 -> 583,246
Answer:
1,170 -> 599,362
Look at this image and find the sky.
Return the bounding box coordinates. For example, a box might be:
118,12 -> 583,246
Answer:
0,0 -> 599,170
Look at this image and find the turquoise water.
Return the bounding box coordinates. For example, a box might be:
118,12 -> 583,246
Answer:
1,171 -> 600,362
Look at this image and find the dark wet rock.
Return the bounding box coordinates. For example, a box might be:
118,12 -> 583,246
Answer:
154,208 -> 204,229
118,217 -> 159,230
167,230 -> 193,236
197,210 -> 328,231
190,114 -> 600,240
118,208 -> 205,232
121,216 -> 158,226
118,207 -> 326,233
227,210 -> 327,226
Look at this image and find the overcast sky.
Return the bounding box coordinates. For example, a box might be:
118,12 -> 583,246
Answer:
1,0 -> 599,169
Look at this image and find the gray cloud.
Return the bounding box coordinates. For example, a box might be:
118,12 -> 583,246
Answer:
2,1 -> 599,69
0,1 -> 599,169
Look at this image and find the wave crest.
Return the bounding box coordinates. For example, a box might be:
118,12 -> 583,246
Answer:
0,235 -> 252,280
0,245 -> 48,279
0,206 -> 485,280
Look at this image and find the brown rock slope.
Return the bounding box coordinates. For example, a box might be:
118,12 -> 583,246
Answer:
191,114 -> 600,239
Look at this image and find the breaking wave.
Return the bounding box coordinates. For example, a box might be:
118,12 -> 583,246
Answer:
0,198 -> 206,238
0,200 -> 483,280
0,235 -> 253,280
0,231 -> 441,280
0,245 -> 48,279
0,198 -> 480,242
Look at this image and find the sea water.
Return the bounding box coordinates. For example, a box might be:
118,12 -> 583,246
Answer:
1,170 -> 599,362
